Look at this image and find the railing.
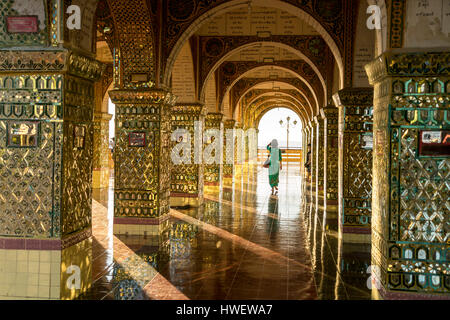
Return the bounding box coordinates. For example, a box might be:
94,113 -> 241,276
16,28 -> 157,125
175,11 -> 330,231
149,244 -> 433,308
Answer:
257,148 -> 303,164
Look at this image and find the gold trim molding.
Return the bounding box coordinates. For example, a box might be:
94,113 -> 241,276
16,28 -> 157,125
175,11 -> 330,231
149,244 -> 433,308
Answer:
172,103 -> 205,116
332,87 -> 374,107
0,50 -> 105,81
109,89 -> 176,105
365,51 -> 450,85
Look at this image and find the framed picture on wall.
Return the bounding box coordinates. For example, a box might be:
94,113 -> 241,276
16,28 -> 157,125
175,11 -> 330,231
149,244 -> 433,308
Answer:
6,16 -> 39,34
7,121 -> 39,148
129,132 -> 146,147
360,133 -> 373,150
419,130 -> 450,157
74,125 -> 86,149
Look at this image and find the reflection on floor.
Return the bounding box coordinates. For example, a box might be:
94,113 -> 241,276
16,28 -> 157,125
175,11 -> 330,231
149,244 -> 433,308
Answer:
82,164 -> 371,300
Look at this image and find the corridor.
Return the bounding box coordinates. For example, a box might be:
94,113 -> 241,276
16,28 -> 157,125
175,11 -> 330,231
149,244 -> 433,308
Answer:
80,163 -> 370,300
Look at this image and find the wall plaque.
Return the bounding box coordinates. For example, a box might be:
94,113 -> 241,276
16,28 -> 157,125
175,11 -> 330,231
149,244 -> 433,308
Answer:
74,125 -> 86,149
360,133 -> 373,150
6,16 -> 39,33
129,132 -> 146,147
131,74 -> 148,82
7,121 -> 38,147
419,130 -> 450,157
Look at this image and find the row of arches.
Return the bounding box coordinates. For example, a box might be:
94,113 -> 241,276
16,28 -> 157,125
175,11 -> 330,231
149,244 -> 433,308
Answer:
97,0 -> 363,124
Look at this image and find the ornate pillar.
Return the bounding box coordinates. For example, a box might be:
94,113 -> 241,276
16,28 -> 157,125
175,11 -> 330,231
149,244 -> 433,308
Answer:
322,105 -> 339,230
243,126 -> 257,174
223,119 -> 236,187
92,112 -> 113,189
249,127 -> 258,164
366,51 -> 450,299
170,103 -> 204,207
204,113 -> 224,193
307,121 -> 316,240
302,125 -> 311,220
311,117 -> 323,240
234,122 -> 244,178
333,88 -> 373,242
316,115 -> 325,197
244,126 -> 250,163
0,50 -> 103,299
109,89 -> 174,236
250,128 -> 259,177
302,126 -> 309,175
301,127 -> 307,213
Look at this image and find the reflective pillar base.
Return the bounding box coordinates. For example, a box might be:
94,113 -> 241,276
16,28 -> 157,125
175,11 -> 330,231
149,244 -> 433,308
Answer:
113,216 -> 170,237
372,284 -> 450,301
0,233 -> 92,300
169,194 -> 203,207
92,112 -> 112,189
92,167 -> 110,189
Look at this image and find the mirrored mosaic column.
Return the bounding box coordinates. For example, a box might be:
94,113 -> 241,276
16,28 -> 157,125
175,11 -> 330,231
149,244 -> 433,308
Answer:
92,112 -> 113,189
234,123 -> 244,178
301,127 -> 308,214
322,105 -> 339,230
109,89 -> 174,236
244,126 -> 250,163
315,114 -> 326,233
0,50 -> 104,299
170,104 -> 204,207
247,127 -> 258,163
204,113 -> 224,194
243,126 -> 258,175
250,128 -> 259,178
307,121 -> 316,240
366,51 -> 450,299
223,119 -> 236,187
302,125 -> 311,223
333,88 -> 373,242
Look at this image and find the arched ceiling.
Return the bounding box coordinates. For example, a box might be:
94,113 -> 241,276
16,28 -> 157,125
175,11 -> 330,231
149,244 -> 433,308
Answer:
244,89 -> 309,108
215,62 -> 323,112
248,100 -> 308,128
196,6 -> 319,36
198,39 -> 332,102
164,0 -> 349,89
231,78 -> 316,116
242,90 -> 310,127
255,103 -> 307,127
227,44 -> 300,61
97,0 -> 350,124
243,92 -> 311,124
170,2 -> 339,124
250,95 -> 308,116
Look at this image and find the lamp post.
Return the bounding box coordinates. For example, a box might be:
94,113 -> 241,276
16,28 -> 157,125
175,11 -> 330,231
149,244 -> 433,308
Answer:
279,116 -> 298,150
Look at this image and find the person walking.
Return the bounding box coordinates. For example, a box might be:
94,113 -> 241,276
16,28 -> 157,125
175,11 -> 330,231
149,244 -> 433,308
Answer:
266,139 -> 282,195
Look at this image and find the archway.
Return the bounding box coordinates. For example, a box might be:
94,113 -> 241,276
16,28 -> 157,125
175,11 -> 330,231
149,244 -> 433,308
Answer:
233,80 -> 315,120
257,107 -> 303,167
258,107 -> 303,148
164,0 -> 345,89
200,41 -> 328,104
220,64 -> 321,114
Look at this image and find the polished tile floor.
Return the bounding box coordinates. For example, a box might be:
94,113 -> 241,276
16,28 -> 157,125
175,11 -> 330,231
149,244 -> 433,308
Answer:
81,164 -> 371,300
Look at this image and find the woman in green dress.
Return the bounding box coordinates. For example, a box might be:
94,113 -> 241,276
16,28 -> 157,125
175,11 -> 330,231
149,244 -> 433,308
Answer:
267,139 -> 282,194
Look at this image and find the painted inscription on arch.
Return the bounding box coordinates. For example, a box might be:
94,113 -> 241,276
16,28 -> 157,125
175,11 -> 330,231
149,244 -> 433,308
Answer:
405,0 -> 450,48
